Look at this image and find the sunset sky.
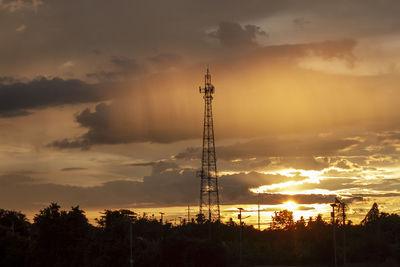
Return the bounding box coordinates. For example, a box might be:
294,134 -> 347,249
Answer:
1,0 -> 400,225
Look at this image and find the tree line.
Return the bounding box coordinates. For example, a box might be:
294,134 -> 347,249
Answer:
0,202 -> 399,266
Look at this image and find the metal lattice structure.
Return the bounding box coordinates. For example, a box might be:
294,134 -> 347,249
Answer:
198,68 -> 220,222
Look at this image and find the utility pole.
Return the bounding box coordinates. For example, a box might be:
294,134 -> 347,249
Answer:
337,200 -> 347,266
335,198 -> 347,266
160,212 -> 164,224
186,205 -> 191,223
258,193 -> 261,231
342,204 -> 346,266
331,203 -> 337,267
238,208 -> 244,266
198,68 -> 220,222
236,208 -> 250,265
128,215 -> 135,267
130,222 -> 133,267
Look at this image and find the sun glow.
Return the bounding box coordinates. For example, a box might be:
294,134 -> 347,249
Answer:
281,201 -> 297,211
249,169 -> 325,193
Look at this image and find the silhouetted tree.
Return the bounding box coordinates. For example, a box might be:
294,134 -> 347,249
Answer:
0,203 -> 399,266
0,209 -> 30,236
93,209 -> 136,266
0,209 -> 31,266
196,213 -> 206,224
31,203 -> 90,267
271,210 -> 294,230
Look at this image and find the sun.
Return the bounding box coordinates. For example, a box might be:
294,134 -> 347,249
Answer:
281,201 -> 298,211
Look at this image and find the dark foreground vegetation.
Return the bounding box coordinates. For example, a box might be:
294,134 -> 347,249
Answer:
0,203 -> 399,267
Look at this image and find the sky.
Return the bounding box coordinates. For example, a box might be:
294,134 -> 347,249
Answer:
1,0 -> 400,225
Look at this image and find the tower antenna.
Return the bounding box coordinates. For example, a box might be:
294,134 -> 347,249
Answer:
198,67 -> 220,221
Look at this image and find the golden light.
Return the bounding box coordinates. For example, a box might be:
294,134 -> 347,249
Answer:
281,201 -> 298,211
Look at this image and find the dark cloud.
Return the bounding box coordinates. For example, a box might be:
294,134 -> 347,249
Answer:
293,18 -> 311,30
208,21 -> 267,48
278,157 -> 329,171
50,103 -> 127,149
0,0 -> 295,77
175,147 -> 201,160
293,177 -> 400,201
0,110 -> 32,118
60,167 -> 88,171
50,101 -> 200,149
110,56 -> 139,70
86,56 -> 143,81
175,147 -> 274,172
148,53 -> 182,66
325,131 -> 400,160
44,37 -> 363,149
50,138 -> 91,150
351,192 -> 400,199
127,162 -> 157,167
360,178 -> 400,192
0,38 -> 356,121
91,49 -> 102,55
1,0 -> 399,78
0,167 -> 198,210
218,137 -> 360,158
219,158 -> 272,172
121,159 -> 179,178
0,0 -> 40,13
149,161 -> 179,175
335,159 -> 352,169
1,163 -> 399,211
0,166 -> 331,210
176,137 -> 360,161
0,77 -> 114,118
219,171 -> 308,204
0,174 -> 34,186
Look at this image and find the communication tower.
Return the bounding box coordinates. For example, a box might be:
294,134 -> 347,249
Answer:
198,68 -> 220,221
